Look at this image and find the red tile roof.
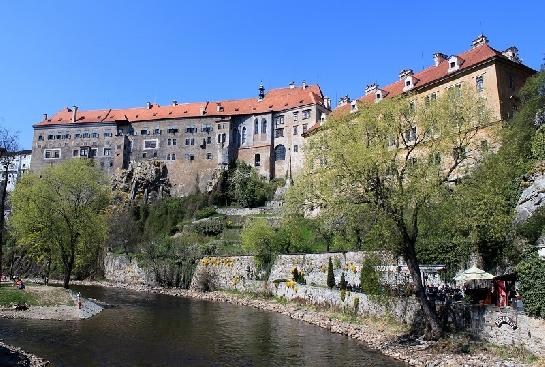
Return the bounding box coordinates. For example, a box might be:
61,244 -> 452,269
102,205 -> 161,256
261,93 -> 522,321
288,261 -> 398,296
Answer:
334,43 -> 506,115
36,84 -> 325,126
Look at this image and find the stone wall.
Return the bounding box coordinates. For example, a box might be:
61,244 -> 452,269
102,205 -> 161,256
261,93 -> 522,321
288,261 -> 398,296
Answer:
103,253 -> 155,286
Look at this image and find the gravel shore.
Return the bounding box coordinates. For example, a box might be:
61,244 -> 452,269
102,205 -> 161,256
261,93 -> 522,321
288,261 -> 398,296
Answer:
69,280 -> 534,367
0,341 -> 49,367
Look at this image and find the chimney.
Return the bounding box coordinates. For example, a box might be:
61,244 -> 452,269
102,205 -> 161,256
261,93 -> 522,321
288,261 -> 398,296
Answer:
289,81 -> 295,89
302,80 -> 307,89
399,69 -> 414,80
324,96 -> 331,110
72,106 -> 78,122
172,100 -> 178,106
338,95 -> 351,107
502,47 -> 521,63
433,52 -> 448,67
43,113 -> 48,120
472,34 -> 489,49
199,106 -> 206,116
365,83 -> 378,96
146,102 -> 152,109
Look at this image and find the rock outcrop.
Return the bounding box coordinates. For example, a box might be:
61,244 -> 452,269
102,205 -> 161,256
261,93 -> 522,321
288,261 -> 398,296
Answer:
111,161 -> 171,202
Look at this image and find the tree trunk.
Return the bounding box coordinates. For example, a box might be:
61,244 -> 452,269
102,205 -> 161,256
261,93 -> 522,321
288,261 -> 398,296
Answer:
63,265 -> 72,289
0,165 -> 9,283
44,253 -> 51,286
404,242 -> 442,339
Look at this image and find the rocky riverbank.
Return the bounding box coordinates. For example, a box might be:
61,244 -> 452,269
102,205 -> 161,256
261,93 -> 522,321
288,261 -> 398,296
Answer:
0,284 -> 103,321
0,341 -> 49,367
69,280 -> 537,366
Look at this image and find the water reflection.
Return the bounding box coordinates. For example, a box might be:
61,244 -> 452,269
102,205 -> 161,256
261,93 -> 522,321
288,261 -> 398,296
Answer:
0,286 -> 403,366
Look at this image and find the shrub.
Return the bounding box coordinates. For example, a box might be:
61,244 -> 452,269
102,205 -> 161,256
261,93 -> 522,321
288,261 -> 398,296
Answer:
241,218 -> 280,271
517,255 -> 545,318
291,267 -> 306,285
327,257 -> 335,288
360,256 -> 382,295
340,272 -> 347,290
193,217 -> 225,236
195,206 -> 217,220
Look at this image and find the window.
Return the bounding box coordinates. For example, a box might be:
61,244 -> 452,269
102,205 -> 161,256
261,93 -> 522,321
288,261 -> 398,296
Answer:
405,126 -> 417,142
104,132 -> 113,137
185,154 -> 195,161
83,132 -> 90,138
476,75 -> 484,92
293,126 -> 298,135
254,153 -> 261,167
302,109 -> 311,119
201,124 -> 212,133
261,119 -> 267,135
293,112 -> 299,121
167,128 -> 179,134
293,144 -> 299,152
56,134 -> 61,139
144,140 -> 158,149
73,149 -> 78,157
185,138 -> 195,146
44,149 -> 60,159
38,135 -> 43,141
142,152 -> 147,158
91,132 -> 99,138
274,145 -> 286,161
186,126 -> 197,133
275,128 -> 284,138
206,136 -> 212,144
47,134 -> 53,140
154,128 -> 161,135
168,138 -> 172,146
103,148 -> 111,156
75,133 -> 81,138
217,123 -> 222,130
275,115 -> 284,127
302,124 -> 308,133
140,129 -> 149,135
376,92 -> 382,101
89,148 -> 98,158
206,152 -> 212,160
254,119 -> 259,134
80,148 -> 88,157
450,61 -> 456,68
167,153 -> 176,161
241,127 -> 247,145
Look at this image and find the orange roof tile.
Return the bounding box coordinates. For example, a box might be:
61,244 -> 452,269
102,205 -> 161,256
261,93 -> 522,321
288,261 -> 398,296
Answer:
36,85 -> 325,127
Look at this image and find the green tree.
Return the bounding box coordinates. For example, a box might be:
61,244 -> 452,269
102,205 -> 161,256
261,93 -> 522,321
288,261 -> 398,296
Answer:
241,218 -> 280,270
517,255 -> 545,318
290,86 -> 492,338
327,257 -> 335,288
10,159 -> 110,288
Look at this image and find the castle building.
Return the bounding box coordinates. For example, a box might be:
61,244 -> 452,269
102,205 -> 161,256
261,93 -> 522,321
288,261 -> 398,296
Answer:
31,83 -> 330,195
335,35 -> 535,123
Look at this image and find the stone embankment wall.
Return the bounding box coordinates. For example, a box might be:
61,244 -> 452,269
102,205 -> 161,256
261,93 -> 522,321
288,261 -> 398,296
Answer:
104,253 -> 155,286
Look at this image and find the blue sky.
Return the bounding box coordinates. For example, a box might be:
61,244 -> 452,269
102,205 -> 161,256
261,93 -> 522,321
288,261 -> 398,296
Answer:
1,1 -> 543,149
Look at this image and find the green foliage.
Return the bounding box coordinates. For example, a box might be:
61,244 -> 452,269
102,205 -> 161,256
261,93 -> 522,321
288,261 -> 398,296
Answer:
327,257 -> 335,288
339,272 -> 347,291
291,267 -> 306,285
531,126 -> 545,159
360,256 -> 382,295
192,217 -> 225,236
10,159 -> 110,288
241,218 -> 280,270
517,255 -> 545,318
195,206 -> 217,220
213,161 -> 276,208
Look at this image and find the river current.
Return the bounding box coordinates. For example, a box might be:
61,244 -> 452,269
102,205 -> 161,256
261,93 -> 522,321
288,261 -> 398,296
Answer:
0,285 -> 403,366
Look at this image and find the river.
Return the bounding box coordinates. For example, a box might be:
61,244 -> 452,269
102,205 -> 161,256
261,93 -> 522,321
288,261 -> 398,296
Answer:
0,285 -> 404,366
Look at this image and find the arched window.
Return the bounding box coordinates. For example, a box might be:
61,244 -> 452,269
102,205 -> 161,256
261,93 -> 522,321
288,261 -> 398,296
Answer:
254,119 -> 259,134
241,127 -> 247,145
254,153 -> 261,167
261,118 -> 267,135
274,145 -> 286,161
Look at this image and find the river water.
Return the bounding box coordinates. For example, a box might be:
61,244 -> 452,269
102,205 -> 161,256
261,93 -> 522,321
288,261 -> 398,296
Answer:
0,286 -> 403,366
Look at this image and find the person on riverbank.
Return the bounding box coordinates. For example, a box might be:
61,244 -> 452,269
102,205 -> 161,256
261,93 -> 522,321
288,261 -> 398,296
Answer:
14,278 -> 25,290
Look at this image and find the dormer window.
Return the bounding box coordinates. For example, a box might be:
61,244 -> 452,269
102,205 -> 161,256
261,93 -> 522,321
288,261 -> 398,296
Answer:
375,91 -> 382,101
403,76 -> 416,92
350,101 -> 358,112
447,56 -> 462,73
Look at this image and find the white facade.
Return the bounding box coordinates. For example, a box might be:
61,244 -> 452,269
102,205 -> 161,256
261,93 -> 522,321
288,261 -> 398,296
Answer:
0,150 -> 32,192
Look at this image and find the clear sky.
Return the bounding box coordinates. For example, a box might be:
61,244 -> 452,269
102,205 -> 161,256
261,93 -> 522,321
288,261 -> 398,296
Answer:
1,0 -> 543,149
